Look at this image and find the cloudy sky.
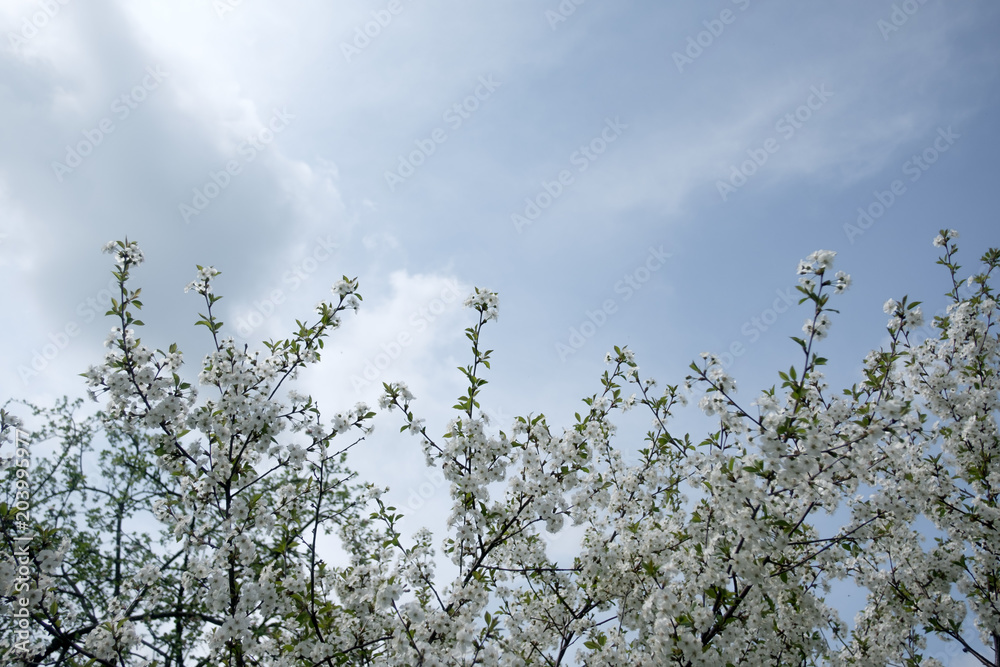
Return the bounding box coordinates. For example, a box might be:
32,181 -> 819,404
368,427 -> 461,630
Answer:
2,0 -> 999,658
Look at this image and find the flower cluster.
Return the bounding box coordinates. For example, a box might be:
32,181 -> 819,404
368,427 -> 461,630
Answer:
797,249 -> 850,294
933,228 -> 959,247
101,239 -> 144,267
883,297 -> 924,331
463,286 -> 499,322
803,311 -> 832,340
2,230 -> 997,666
332,276 -> 361,311
184,264 -> 220,295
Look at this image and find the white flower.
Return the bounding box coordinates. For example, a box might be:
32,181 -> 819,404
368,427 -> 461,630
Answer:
103,240 -> 144,268
933,229 -> 959,246
707,367 -> 736,393
184,266 -> 220,295
332,277 -> 358,297
464,288 -> 500,322
331,413 -> 350,433
834,270 -> 851,294
286,443 -> 307,469
394,382 -> 414,402
807,249 -> 836,271
375,578 -> 403,610
699,394 -> 726,416
803,313 -> 832,340
134,563 -> 162,587
883,298 -> 899,315
37,549 -> 63,574
904,306 -> 924,328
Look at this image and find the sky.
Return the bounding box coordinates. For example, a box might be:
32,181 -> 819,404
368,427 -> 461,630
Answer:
2,0 -> 999,661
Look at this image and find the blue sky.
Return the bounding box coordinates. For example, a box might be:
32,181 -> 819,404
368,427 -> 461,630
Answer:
2,1 -> 999,659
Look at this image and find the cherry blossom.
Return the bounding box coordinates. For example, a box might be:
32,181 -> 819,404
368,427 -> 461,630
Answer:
1,230 -> 997,665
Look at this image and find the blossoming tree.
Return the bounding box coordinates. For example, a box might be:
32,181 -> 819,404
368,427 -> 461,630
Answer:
1,230 -> 997,666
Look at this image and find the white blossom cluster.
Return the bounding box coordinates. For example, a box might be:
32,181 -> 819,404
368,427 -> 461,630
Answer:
101,239 -> 144,268
184,265 -> 220,295
463,287 -> 500,322
2,232 -> 997,666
